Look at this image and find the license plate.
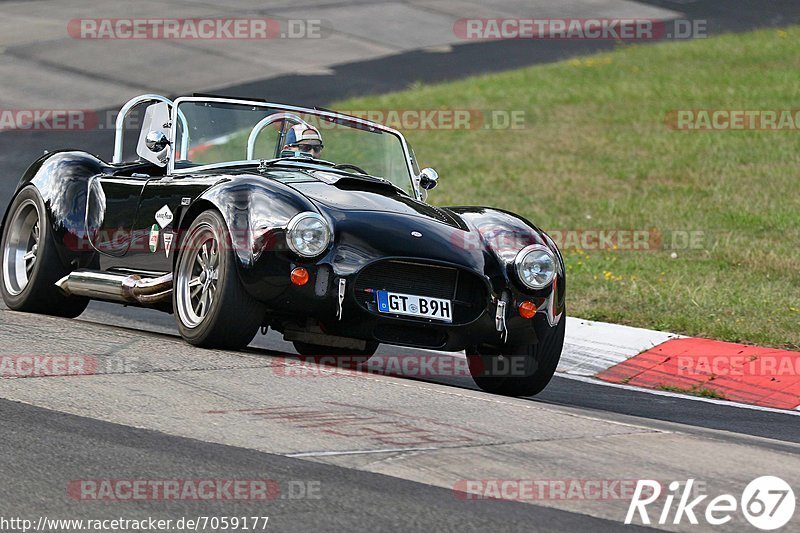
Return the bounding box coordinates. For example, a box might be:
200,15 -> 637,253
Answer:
376,290 -> 452,323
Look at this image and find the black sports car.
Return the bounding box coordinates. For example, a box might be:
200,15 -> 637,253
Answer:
1,95 -> 566,396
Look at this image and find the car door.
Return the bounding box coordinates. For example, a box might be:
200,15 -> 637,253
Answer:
85,175 -> 148,257
121,177 -> 187,271
87,101 -> 179,268
123,169 -> 230,271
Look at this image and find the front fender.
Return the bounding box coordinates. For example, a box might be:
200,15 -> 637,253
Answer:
188,176 -> 318,269
447,206 -> 566,325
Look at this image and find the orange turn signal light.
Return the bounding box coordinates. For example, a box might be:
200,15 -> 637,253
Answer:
519,300 -> 537,319
291,267 -> 309,286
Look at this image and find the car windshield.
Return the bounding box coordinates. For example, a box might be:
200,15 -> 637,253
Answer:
173,99 -> 414,194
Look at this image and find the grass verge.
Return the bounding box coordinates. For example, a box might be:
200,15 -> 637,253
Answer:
657,384 -> 726,400
333,27 -> 800,349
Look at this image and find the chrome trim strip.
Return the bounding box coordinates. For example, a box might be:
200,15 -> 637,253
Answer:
495,299 -> 508,343
337,278 -> 346,320
546,275 -> 561,327
172,160 -> 259,175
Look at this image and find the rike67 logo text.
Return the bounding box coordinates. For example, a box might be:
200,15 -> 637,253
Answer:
626,477 -> 795,530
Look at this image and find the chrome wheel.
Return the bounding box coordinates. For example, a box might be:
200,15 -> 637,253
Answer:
176,224 -> 219,328
174,210 -> 266,349
2,199 -> 40,296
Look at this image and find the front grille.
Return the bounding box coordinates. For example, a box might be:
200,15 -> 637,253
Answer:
354,260 -> 458,300
353,260 -> 487,324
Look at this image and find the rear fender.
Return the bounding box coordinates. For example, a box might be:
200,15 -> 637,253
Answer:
2,150 -> 105,270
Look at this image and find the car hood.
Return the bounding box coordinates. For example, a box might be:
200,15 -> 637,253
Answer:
265,170 -> 551,281
286,177 -> 464,229
274,174 -> 491,272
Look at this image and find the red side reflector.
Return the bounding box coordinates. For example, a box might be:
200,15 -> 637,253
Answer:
519,300 -> 537,319
291,267 -> 309,286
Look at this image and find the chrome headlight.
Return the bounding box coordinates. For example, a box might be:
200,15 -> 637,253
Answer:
286,212 -> 331,258
514,245 -> 556,289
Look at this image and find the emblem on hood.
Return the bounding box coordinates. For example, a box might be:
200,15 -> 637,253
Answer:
411,231 -> 423,238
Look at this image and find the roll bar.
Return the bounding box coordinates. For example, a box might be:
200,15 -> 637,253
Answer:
246,112 -> 309,160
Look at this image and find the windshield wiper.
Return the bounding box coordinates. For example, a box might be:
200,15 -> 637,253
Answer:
258,157 -> 337,171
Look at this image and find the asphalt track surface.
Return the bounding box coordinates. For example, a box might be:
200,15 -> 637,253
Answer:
63,303 -> 800,446
0,399 -> 650,532
2,2 -> 800,531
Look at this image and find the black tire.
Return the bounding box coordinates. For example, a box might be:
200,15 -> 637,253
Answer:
1,186 -> 88,318
174,210 -> 265,349
468,315 -> 566,397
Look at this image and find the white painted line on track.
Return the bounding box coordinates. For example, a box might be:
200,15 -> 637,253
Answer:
389,317 -> 680,378
559,373 -> 800,416
381,338 -> 800,414
287,447 -> 438,458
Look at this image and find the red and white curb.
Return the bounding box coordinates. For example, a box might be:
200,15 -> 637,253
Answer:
559,318 -> 683,377
561,317 -> 800,411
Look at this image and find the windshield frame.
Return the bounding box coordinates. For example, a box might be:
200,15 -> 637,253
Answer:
168,96 -> 421,200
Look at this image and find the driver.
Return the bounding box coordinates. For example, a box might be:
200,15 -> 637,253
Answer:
282,123 -> 323,159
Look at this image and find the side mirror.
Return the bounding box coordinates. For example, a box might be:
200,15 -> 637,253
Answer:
418,168 -> 439,190
145,130 -> 170,153
136,103 -> 172,167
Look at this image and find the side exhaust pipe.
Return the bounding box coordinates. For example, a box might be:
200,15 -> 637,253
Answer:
56,270 -> 173,305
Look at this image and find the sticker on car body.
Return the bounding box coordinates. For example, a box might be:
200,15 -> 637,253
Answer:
155,205 -> 174,228
163,232 -> 174,258
149,224 -> 159,252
